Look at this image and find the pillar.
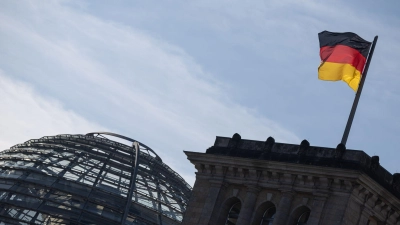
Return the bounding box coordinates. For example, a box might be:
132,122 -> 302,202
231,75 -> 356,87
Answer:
307,195 -> 328,225
197,180 -> 225,224
273,191 -> 295,225
236,185 -> 260,225
358,210 -> 371,225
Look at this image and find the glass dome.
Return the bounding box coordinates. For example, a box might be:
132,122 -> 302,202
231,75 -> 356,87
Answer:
0,132 -> 191,225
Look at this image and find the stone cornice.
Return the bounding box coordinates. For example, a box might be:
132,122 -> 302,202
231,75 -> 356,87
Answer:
185,151 -> 361,179
199,135 -> 400,201
185,150 -> 400,224
185,151 -> 355,194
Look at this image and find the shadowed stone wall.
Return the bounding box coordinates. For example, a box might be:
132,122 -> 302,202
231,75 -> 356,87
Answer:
182,134 -> 400,225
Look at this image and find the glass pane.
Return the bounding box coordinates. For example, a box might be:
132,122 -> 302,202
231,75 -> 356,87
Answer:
297,211 -> 310,225
225,202 -> 241,225
261,207 -> 276,225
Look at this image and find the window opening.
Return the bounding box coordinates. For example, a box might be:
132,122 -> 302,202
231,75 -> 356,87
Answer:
225,202 -> 241,225
296,210 -> 310,225
260,206 -> 276,225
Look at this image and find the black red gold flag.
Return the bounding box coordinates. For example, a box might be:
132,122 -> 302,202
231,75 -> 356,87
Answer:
318,31 -> 372,91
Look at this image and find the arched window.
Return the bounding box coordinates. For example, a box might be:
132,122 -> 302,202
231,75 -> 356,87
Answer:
225,202 -> 242,225
296,210 -> 310,225
250,201 -> 275,225
287,206 -> 311,225
260,206 -> 276,225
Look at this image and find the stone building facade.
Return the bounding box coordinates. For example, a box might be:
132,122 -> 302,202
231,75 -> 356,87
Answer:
182,134 -> 400,225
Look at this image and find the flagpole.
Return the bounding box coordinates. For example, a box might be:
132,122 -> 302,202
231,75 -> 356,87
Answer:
341,36 -> 378,146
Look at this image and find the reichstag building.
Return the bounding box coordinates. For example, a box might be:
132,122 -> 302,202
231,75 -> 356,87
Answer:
1,132 -> 400,225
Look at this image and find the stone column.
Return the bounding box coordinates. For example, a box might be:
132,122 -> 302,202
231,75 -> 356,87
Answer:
197,180 -> 225,224
236,185 -> 260,225
273,191 -> 295,225
307,195 -> 328,225
358,210 -> 371,225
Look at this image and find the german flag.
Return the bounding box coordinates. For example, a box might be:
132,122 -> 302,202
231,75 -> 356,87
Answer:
318,31 -> 371,91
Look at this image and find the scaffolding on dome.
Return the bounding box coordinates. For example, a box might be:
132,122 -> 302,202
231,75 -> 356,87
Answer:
0,132 -> 192,225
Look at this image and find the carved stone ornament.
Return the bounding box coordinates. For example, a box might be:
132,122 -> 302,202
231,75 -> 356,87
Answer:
263,137 -> 275,153
229,133 -> 241,148
370,156 -> 380,172
260,137 -> 275,159
334,143 -> 346,159
298,139 -> 310,156
392,173 -> 400,192
228,133 -> 241,156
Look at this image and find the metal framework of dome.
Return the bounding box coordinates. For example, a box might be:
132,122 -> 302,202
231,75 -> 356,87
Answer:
0,132 -> 192,225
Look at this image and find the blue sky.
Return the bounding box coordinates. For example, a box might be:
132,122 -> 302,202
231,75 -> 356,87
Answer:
1,0 -> 399,185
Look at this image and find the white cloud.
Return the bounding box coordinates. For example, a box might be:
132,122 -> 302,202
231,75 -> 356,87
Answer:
0,0 -> 301,185
0,70 -> 105,150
